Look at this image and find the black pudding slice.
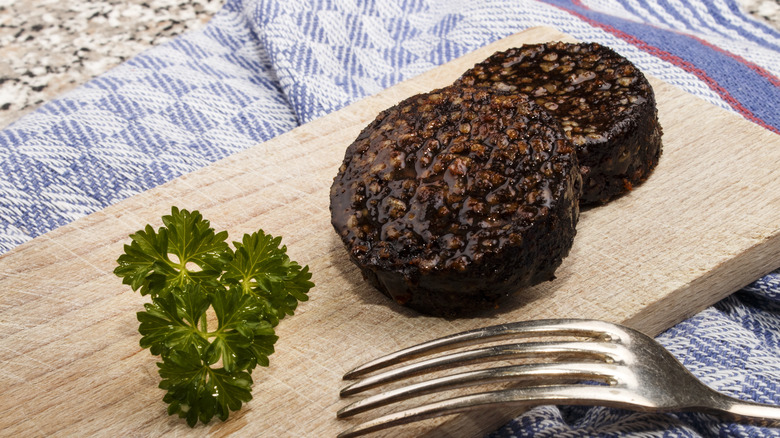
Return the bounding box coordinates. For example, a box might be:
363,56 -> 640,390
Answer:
456,42 -> 662,205
330,86 -> 581,317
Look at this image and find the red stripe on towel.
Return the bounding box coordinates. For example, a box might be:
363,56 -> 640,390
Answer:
553,0 -> 779,134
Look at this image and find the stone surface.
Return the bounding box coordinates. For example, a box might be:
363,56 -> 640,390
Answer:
739,0 -> 780,26
0,0 -> 223,128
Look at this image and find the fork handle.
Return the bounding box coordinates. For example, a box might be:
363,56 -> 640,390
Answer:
702,392 -> 780,425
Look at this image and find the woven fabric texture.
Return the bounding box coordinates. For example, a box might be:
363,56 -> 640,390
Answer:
1,0 -> 779,436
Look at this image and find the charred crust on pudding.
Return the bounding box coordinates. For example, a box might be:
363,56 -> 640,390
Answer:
330,86 -> 581,316
456,42 -> 663,205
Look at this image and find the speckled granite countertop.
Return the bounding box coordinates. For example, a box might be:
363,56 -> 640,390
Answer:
0,0 -> 778,129
0,0 -> 223,128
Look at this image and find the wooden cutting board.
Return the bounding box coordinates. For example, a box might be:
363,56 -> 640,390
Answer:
1,26 -> 779,437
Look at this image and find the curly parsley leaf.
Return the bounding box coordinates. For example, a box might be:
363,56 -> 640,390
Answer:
137,285 -> 211,356
205,285 -> 278,373
114,207 -> 231,298
116,207 -> 314,426
222,231 -> 314,326
113,224 -> 170,296
158,345 -> 254,427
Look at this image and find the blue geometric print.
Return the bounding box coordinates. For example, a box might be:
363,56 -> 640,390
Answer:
1,0 -> 779,436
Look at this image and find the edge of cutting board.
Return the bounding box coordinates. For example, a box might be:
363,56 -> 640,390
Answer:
2,26 -> 779,437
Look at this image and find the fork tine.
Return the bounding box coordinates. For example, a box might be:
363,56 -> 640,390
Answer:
343,319 -> 617,379
337,385 -> 641,438
337,362 -> 618,418
341,340 -> 623,397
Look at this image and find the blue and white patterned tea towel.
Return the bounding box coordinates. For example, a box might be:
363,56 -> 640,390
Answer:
1,0 -> 779,436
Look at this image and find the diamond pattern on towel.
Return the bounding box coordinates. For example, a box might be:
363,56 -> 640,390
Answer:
1,2 -> 779,435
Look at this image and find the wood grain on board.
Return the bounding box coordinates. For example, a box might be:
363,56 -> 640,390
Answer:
1,26 -> 779,437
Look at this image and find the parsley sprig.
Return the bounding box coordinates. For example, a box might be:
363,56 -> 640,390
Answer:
115,207 -> 313,426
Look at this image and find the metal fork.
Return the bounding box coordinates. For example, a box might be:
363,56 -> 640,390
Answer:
337,319 -> 780,437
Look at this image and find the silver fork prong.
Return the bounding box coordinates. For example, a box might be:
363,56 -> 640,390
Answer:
341,340 -> 624,397
337,362 -> 619,418
337,385 -> 643,438
343,319 -> 617,379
